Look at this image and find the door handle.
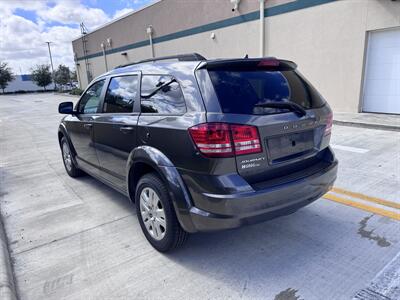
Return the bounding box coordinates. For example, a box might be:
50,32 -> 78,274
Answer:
83,123 -> 93,130
120,126 -> 134,134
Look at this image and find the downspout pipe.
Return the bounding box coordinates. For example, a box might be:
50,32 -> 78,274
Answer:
259,0 -> 265,57
149,34 -> 154,58
147,26 -> 155,58
101,43 -> 109,72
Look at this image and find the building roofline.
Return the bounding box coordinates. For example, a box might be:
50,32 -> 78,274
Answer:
72,0 -> 162,43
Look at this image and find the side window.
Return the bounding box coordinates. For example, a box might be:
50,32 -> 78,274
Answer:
78,80 -> 105,114
140,75 -> 186,114
103,75 -> 138,113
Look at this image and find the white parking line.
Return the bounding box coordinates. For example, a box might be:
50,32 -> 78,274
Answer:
353,251 -> 400,299
331,144 -> 370,154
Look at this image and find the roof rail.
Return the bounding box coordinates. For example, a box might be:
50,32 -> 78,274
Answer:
115,53 -> 206,69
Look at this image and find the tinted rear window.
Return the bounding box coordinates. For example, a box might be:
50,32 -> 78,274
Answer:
208,70 -> 325,115
140,75 -> 186,114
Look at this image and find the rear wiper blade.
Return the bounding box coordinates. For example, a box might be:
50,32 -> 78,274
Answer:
254,101 -> 306,117
142,78 -> 176,99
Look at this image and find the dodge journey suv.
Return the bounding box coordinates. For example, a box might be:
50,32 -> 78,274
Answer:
58,53 -> 338,252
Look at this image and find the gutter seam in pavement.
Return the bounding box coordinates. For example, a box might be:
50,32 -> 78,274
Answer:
0,213 -> 19,300
333,120 -> 400,132
13,214 -> 132,256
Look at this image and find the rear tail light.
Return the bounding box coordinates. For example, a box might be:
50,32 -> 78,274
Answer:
188,123 -> 233,157
325,113 -> 333,135
189,123 -> 262,158
230,124 -> 261,155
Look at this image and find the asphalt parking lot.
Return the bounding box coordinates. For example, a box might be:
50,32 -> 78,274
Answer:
0,93 -> 399,300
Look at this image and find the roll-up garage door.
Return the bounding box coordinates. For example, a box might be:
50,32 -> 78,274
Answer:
362,28 -> 400,114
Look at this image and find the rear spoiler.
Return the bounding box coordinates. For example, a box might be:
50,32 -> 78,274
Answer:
196,57 -> 297,71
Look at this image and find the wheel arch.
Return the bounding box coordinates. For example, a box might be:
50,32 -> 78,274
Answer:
58,124 -> 77,156
126,146 -> 197,233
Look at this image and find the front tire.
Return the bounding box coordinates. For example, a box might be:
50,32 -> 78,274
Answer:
135,173 -> 188,252
60,137 -> 83,178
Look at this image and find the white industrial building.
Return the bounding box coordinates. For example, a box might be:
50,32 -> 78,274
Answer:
3,75 -> 53,93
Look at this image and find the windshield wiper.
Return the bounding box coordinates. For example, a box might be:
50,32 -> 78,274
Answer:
142,79 -> 176,99
254,101 -> 306,117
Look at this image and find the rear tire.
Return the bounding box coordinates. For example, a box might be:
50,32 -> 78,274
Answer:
61,137 -> 83,178
135,173 -> 188,252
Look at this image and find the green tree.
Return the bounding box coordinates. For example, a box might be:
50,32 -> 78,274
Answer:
0,62 -> 15,93
54,64 -> 71,86
31,65 -> 52,91
70,69 -> 77,82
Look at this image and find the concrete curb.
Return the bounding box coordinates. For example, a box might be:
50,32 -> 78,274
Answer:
333,120 -> 400,132
53,92 -> 80,98
0,217 -> 17,300
353,251 -> 400,300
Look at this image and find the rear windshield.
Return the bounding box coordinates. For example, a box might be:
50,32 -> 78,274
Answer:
208,70 -> 325,115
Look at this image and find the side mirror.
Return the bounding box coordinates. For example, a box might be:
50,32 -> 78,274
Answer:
58,102 -> 75,114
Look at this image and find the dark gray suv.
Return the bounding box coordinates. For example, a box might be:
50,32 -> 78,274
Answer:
58,54 -> 338,252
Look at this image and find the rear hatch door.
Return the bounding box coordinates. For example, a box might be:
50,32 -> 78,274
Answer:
203,58 -> 332,184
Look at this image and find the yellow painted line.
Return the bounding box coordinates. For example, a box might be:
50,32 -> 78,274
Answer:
324,193 -> 400,221
331,187 -> 400,210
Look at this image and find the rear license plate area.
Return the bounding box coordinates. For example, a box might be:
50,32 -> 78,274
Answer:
267,130 -> 314,162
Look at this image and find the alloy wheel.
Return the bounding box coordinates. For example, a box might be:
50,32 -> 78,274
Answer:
62,142 -> 73,172
139,187 -> 167,241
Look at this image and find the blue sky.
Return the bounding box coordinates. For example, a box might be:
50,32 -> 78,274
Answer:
13,0 -> 152,27
11,0 -> 153,29
0,0 -> 153,74
83,0 -> 152,18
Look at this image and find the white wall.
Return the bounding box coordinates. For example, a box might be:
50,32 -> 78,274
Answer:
4,76 -> 53,93
265,0 -> 400,112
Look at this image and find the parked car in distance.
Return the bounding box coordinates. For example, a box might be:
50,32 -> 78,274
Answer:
58,53 -> 338,252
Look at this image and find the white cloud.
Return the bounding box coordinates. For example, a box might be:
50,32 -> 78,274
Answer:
0,13 -> 80,74
37,0 -> 110,30
0,0 -> 46,17
41,26 -> 81,67
112,8 -> 134,20
0,0 -> 152,75
0,0 -> 109,74
0,14 -> 45,72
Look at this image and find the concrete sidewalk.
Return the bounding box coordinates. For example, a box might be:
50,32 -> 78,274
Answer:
334,112 -> 400,132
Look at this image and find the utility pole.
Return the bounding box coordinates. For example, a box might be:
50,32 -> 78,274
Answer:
45,41 -> 56,89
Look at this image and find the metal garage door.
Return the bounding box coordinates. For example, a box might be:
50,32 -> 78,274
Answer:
362,28 -> 400,114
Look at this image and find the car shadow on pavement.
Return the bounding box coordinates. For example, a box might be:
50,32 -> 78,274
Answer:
76,175 -> 135,213
165,206 -> 347,296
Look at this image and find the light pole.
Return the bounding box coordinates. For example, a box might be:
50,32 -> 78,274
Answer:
45,41 -> 56,89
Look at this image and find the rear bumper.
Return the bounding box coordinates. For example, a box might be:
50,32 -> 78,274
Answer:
186,159 -> 338,232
